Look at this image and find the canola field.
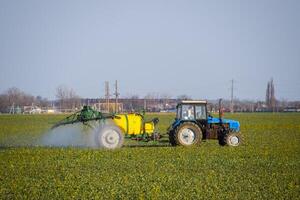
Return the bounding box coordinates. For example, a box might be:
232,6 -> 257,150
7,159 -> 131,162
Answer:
0,113 -> 299,199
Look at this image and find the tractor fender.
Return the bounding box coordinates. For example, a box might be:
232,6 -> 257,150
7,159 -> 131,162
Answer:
168,119 -> 202,134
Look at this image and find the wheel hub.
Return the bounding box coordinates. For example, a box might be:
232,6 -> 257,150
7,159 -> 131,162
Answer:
179,128 -> 195,145
229,135 -> 239,146
101,130 -> 120,148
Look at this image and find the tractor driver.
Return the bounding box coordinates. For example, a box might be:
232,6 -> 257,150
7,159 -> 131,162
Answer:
187,106 -> 194,120
182,105 -> 194,120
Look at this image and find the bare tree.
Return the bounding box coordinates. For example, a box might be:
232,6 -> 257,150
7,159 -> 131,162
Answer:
68,88 -> 81,110
56,85 -> 68,110
6,87 -> 24,105
56,85 -> 81,111
6,87 -> 35,106
0,87 -> 35,113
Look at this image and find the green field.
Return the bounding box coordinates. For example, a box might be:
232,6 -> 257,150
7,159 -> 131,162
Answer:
0,113 -> 299,199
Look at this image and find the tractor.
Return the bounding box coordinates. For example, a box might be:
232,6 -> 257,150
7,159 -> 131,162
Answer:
167,100 -> 241,146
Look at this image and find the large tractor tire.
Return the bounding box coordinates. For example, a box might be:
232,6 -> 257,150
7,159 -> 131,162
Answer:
173,122 -> 202,146
95,125 -> 124,149
168,130 -> 177,146
219,132 -> 242,146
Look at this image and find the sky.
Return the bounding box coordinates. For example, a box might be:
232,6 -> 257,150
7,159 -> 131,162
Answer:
0,0 -> 299,101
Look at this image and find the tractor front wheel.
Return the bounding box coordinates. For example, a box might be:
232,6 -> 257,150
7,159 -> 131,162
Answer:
95,125 -> 124,149
173,122 -> 202,146
222,132 -> 242,146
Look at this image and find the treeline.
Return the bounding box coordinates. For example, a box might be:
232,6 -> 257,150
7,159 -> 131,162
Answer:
0,86 -> 81,113
0,86 -> 299,113
0,87 -> 49,113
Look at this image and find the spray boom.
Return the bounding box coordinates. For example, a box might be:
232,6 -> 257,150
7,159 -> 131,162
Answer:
51,105 -> 115,129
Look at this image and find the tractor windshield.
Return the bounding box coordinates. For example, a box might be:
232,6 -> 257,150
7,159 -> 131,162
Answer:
182,105 -> 195,120
177,103 -> 207,120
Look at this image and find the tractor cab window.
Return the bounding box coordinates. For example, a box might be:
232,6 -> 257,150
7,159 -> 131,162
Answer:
195,105 -> 206,120
176,105 -> 181,119
182,105 -> 195,120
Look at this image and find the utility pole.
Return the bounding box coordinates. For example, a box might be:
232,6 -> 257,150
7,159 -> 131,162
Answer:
105,81 -> 110,112
144,99 -> 147,111
230,79 -> 234,113
113,80 -> 120,113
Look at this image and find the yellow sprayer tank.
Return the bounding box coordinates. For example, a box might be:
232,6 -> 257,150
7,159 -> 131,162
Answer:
113,113 -> 156,135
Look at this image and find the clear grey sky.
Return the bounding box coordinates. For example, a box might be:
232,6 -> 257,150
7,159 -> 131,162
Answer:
0,0 -> 299,100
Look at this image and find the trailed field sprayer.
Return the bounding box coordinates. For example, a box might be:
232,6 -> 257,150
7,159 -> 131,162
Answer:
52,100 -> 242,149
52,105 -> 159,149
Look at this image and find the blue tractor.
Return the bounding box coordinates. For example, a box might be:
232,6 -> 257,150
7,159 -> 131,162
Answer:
168,100 -> 241,146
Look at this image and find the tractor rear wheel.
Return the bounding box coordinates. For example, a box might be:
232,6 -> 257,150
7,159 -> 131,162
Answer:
174,122 -> 202,146
95,125 -> 124,149
168,130 -> 176,146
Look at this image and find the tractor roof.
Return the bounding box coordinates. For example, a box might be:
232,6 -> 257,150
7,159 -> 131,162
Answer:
179,100 -> 207,105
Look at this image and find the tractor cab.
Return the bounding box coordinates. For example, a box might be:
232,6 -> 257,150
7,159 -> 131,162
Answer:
176,100 -> 207,123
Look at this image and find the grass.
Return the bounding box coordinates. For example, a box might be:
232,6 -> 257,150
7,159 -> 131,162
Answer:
0,113 -> 299,199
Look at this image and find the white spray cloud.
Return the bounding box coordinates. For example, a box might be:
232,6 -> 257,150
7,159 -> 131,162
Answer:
38,119 -> 120,148
39,121 -> 101,148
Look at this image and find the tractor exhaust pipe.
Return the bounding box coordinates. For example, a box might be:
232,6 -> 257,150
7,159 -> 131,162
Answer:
219,98 -> 223,125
